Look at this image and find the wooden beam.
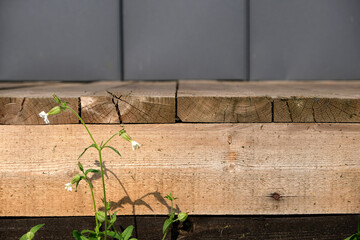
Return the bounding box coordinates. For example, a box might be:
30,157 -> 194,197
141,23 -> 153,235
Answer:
268,81 -> 360,122
1,215 -> 357,240
0,81 -> 176,124
177,80 -> 272,122
81,81 -> 176,123
178,80 -> 360,123
1,123 -> 359,216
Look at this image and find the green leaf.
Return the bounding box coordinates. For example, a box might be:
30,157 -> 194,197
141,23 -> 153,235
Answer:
107,211 -> 118,229
72,230 -> 89,240
29,223 -> 45,234
19,234 -> 27,240
345,234 -> 358,240
19,224 -> 45,240
85,169 -> 100,176
121,225 -> 134,240
162,218 -> 173,234
81,229 -> 96,235
108,231 -> 121,239
19,233 -> 33,240
103,146 -> 121,157
78,144 -> 97,160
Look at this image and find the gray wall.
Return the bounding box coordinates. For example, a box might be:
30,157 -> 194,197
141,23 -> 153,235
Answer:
250,0 -> 360,80
0,0 -> 120,81
123,0 -> 247,80
0,0 -> 359,81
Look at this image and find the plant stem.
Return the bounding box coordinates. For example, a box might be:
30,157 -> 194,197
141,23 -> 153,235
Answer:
86,178 -> 99,229
162,231 -> 168,240
98,149 -> 108,239
102,132 -> 119,148
65,106 -> 106,236
66,106 -> 98,148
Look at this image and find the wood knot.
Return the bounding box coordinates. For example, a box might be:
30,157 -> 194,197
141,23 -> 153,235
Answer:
271,192 -> 281,201
227,135 -> 232,145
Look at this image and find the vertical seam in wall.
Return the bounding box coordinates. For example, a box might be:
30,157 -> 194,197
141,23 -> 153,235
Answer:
245,0 -> 250,81
120,0 -> 124,81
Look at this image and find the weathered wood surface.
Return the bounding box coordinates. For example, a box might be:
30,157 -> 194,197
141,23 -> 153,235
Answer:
177,80 -> 272,122
1,123 -> 360,216
268,81 -> 360,123
0,81 -> 113,124
0,215 -> 357,240
0,81 -> 176,124
2,80 -> 360,124
81,81 -> 176,123
178,80 -> 360,123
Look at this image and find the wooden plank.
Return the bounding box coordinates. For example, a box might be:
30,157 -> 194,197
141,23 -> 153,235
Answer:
1,123 -> 360,216
177,80 -> 272,122
269,81 -> 360,122
0,82 -> 89,124
0,81 -> 176,124
0,215 -> 357,240
178,80 -> 360,123
81,81 -> 176,123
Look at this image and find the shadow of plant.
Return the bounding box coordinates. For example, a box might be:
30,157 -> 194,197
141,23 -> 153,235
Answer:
90,160 -> 183,239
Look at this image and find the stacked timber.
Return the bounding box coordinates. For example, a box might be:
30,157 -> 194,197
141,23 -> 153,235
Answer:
0,80 -> 359,239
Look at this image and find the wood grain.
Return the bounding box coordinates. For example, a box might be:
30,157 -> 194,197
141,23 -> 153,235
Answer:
2,80 -> 360,124
268,81 -> 360,122
81,81 -> 176,123
0,81 -> 176,124
1,123 -> 360,216
0,81 -> 110,124
177,80 -> 272,122
178,80 -> 360,123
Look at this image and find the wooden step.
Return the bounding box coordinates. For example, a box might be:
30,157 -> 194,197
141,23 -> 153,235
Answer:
1,123 -> 359,216
1,80 -> 360,124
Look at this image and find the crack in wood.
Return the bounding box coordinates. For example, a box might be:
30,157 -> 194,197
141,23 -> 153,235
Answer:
19,97 -> 26,112
285,101 -> 293,122
107,90 -> 152,123
77,97 -> 81,124
110,94 -> 122,123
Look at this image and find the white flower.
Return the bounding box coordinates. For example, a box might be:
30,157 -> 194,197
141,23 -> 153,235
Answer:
65,183 -> 72,191
39,111 -> 50,124
131,140 -> 141,151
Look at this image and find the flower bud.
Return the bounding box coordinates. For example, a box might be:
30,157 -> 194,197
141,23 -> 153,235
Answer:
119,130 -> 132,142
52,94 -> 62,104
47,106 -> 61,116
78,162 -> 84,172
71,174 -> 81,184
96,211 -> 106,222
177,212 -> 188,222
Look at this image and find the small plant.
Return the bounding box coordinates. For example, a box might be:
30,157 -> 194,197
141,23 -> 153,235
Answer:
19,224 -> 44,240
27,94 -> 188,239
162,193 -> 188,240
39,94 -> 140,240
345,215 -> 360,240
